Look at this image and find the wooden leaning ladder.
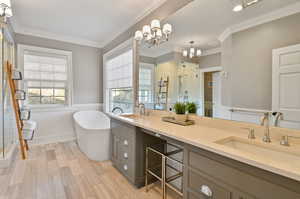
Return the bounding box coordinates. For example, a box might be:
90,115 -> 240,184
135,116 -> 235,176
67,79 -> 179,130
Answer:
6,61 -> 29,160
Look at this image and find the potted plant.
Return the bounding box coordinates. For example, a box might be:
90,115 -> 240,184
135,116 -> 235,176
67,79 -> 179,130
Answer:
173,102 -> 187,122
186,102 -> 197,114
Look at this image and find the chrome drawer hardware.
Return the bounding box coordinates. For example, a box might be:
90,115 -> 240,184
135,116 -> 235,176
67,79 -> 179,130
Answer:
123,140 -> 128,145
123,164 -> 128,171
124,153 -> 128,159
201,185 -> 213,197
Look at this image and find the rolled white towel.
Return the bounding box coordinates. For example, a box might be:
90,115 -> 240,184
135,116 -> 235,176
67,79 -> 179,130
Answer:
23,120 -> 37,140
23,120 -> 37,131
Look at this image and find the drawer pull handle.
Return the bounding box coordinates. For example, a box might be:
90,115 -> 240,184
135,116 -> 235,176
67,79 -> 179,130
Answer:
201,185 -> 212,197
123,164 -> 128,171
155,133 -> 161,137
124,153 -> 128,159
123,140 -> 128,145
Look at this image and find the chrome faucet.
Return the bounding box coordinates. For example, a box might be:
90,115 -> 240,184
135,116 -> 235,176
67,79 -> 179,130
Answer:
241,127 -> 256,139
280,135 -> 300,147
261,112 -> 271,143
272,112 -> 283,127
139,103 -> 146,116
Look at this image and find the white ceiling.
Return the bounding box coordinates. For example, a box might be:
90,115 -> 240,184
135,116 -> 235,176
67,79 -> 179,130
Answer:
140,0 -> 300,57
10,0 -> 166,48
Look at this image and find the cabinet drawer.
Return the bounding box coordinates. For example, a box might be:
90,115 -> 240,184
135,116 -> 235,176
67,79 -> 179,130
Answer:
188,169 -> 232,199
120,161 -> 135,183
111,120 -> 136,141
119,137 -> 134,160
186,148 -> 300,199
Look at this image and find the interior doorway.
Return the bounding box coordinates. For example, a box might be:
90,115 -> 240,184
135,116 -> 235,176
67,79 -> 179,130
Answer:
199,67 -> 222,117
204,72 -> 213,117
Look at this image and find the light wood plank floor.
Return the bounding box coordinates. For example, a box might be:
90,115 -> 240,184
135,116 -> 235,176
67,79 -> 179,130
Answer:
0,142 -> 181,199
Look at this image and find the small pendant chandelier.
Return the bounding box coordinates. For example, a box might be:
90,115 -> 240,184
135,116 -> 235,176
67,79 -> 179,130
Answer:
0,0 -> 13,18
134,19 -> 172,47
182,41 -> 202,59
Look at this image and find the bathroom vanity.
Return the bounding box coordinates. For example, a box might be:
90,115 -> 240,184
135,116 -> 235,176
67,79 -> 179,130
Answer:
111,118 -> 165,187
108,113 -> 300,199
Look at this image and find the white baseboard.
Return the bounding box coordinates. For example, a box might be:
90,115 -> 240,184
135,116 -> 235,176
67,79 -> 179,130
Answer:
0,143 -> 18,168
27,103 -> 103,145
29,133 -> 76,146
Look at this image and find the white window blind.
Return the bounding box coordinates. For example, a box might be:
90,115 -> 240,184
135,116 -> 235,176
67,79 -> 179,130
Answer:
139,64 -> 154,103
23,50 -> 69,106
106,49 -> 133,89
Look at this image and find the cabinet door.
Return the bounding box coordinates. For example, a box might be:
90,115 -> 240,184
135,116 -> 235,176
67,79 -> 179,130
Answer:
187,169 -> 233,199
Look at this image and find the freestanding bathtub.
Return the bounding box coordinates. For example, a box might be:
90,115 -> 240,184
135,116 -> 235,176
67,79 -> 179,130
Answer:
73,111 -> 110,161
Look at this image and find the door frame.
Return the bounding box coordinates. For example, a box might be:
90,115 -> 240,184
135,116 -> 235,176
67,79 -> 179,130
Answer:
272,43 -> 300,112
272,43 -> 300,128
199,66 -> 222,116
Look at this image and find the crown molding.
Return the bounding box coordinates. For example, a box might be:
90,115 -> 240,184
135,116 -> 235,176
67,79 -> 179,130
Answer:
101,0 -> 168,47
202,48 -> 221,56
11,22 -> 103,48
218,1 -> 300,42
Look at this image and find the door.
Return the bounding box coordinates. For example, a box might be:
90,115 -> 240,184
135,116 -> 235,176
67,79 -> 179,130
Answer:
272,44 -> 300,126
212,72 -> 221,118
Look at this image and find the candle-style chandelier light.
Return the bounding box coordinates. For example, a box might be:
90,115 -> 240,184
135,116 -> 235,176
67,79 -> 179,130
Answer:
182,41 -> 202,59
0,0 -> 13,18
134,19 -> 172,47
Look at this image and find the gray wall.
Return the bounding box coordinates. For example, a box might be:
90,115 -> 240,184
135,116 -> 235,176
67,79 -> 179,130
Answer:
222,13 -> 300,110
199,53 -> 221,69
15,33 -> 103,104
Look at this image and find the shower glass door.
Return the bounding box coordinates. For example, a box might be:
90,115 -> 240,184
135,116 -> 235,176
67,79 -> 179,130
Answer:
1,26 -> 16,159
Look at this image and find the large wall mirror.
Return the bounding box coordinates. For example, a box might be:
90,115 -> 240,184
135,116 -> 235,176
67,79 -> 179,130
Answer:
135,0 -> 300,130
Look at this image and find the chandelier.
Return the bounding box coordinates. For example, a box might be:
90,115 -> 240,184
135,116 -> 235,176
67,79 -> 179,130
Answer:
0,0 -> 13,18
182,41 -> 202,59
134,19 -> 172,47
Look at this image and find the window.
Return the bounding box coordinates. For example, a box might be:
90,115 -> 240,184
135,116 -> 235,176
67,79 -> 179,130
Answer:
139,63 -> 154,107
19,45 -> 72,107
105,49 -> 133,113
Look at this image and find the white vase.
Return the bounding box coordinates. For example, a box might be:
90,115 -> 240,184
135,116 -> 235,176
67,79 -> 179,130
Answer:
175,114 -> 188,122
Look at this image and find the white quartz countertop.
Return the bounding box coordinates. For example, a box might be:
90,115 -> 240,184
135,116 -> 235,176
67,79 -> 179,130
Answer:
107,112 -> 300,182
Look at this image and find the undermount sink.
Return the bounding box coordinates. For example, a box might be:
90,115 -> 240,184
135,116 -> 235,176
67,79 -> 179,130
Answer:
215,137 -> 300,166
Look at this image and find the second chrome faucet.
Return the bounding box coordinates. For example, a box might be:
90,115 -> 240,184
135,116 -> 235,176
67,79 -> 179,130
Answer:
261,112 -> 271,143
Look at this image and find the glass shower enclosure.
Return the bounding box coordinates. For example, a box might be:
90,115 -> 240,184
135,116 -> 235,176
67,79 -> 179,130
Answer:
0,20 -> 17,160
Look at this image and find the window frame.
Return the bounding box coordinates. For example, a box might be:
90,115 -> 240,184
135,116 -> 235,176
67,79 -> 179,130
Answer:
18,44 -> 73,109
139,62 -> 155,104
103,39 -> 135,113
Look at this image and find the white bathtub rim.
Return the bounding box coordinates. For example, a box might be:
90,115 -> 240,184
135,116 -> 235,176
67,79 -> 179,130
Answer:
73,111 -> 110,131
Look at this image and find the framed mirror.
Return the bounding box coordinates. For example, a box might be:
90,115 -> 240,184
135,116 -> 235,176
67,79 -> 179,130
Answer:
134,0 -> 300,130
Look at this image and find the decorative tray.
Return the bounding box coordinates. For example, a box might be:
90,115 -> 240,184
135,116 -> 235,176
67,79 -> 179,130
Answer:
162,116 -> 195,126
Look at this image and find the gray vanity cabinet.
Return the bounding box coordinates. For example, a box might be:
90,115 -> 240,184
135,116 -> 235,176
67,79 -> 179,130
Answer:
110,119 -> 164,187
183,144 -> 300,199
